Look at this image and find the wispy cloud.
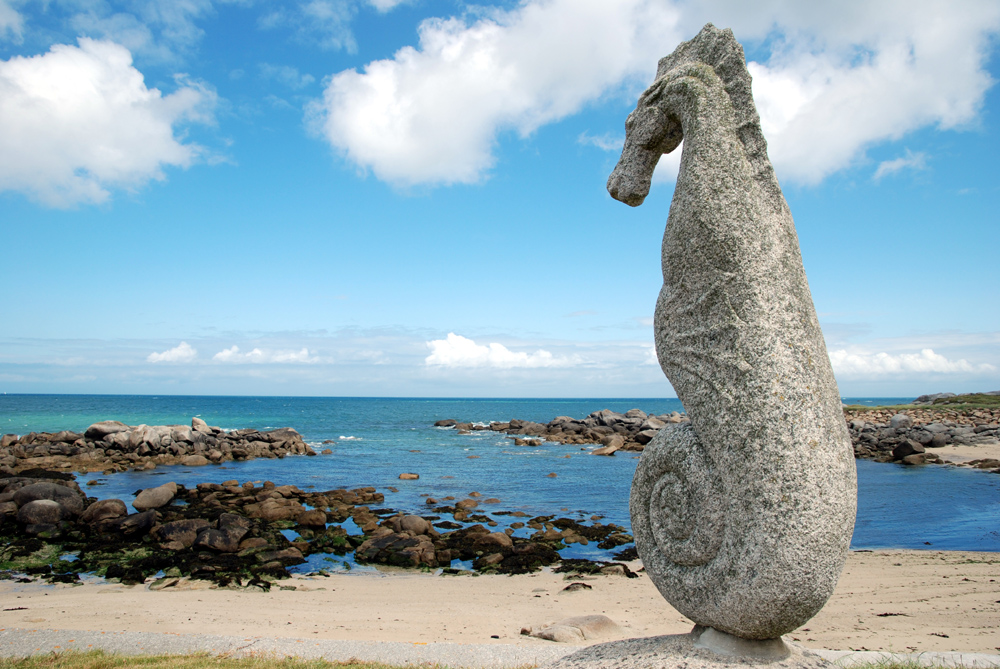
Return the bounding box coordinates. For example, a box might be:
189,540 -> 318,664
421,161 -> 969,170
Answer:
873,150 -> 927,182
259,0 -> 358,52
577,131 -> 622,152
425,333 -> 574,369
213,345 -> 315,364
259,62 -> 315,89
147,342 -> 197,363
0,0 -> 24,42
368,0 -> 412,12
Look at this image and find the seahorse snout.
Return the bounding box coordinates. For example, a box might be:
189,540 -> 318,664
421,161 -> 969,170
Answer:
607,166 -> 648,207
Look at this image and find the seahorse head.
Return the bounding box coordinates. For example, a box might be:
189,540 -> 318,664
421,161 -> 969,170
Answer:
607,23 -> 772,207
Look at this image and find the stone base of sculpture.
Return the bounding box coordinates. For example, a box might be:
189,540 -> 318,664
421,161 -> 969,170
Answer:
543,627 -> 833,668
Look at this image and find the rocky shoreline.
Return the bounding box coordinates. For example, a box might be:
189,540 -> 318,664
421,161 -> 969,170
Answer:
2,420 -> 636,589
3,402 -> 997,591
435,405 -> 1000,472
0,418 -> 317,475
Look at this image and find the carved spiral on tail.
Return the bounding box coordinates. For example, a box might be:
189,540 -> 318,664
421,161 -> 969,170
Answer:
630,423 -> 725,569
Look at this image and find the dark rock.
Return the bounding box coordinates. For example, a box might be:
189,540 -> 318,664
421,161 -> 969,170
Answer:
154,518 -> 212,549
118,509 -> 157,535
80,499 -> 128,524
16,499 -> 63,525
12,482 -> 84,516
892,440 -> 925,460
194,527 -> 248,553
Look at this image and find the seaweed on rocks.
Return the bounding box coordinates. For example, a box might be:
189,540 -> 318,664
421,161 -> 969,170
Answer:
3,462 -> 646,585
555,558 -> 638,579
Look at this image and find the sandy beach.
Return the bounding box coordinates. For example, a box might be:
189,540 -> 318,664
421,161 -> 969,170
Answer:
1,549 -> 997,655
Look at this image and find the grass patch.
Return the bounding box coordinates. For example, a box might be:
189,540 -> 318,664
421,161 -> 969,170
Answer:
0,651 -> 971,669
932,393 -> 1000,409
848,660 -> 957,669
0,650 -> 468,669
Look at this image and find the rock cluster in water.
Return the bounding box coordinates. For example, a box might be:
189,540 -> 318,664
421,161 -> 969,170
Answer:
435,409 -> 689,455
438,405 -> 1000,473
2,458 -> 635,587
0,418 -> 315,475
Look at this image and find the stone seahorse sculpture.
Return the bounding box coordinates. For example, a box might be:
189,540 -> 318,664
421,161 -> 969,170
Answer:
608,24 -> 857,642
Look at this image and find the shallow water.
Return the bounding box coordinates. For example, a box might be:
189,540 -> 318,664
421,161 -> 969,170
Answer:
3,394 -> 998,559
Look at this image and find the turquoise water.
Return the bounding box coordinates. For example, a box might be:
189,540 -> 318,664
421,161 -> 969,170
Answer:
2,394 -> 998,556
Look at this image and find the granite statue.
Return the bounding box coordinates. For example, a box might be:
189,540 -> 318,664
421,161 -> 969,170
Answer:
608,23 -> 857,646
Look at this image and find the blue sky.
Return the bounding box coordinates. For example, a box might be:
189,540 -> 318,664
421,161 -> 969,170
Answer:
1,0 -> 998,398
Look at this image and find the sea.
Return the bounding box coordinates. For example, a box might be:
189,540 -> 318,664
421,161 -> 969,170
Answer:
2,394 -> 998,573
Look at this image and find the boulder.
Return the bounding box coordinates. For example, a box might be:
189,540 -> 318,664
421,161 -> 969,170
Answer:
592,444 -> 620,456
474,531 -> 513,549
118,509 -> 157,535
529,615 -> 621,643
80,499 -> 128,524
634,429 -> 660,445
890,414 -> 914,430
390,514 -> 432,535
218,513 -> 251,531
434,419 -> 458,427
84,421 -> 131,440
12,482 -> 85,516
180,454 -> 210,466
601,434 -> 625,449
640,416 -> 666,431
154,518 -> 212,549
194,526 -> 247,553
133,482 -> 178,511
398,473 -> 419,480
192,417 -> 211,433
257,547 -> 305,565
296,509 -> 328,527
930,434 -> 950,448
892,440 -> 925,460
16,499 -> 63,525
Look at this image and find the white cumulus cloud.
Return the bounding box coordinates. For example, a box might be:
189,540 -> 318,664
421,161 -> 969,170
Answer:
829,348 -> 997,378
213,345 -> 315,364
425,333 -> 572,369
147,342 -> 197,363
310,0 -> 681,186
311,0 -> 1000,187
0,38 -> 216,207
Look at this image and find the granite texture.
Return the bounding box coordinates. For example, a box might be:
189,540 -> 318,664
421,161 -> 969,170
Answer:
609,24 -> 857,640
543,631 -> 832,669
